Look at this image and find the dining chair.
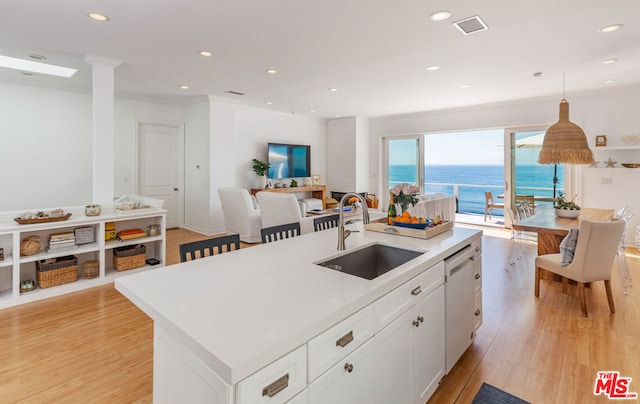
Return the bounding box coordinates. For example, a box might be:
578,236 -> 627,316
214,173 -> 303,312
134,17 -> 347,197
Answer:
614,207 -> 634,294
484,191 -> 505,221
261,222 -> 301,243
179,234 -> 241,262
534,219 -> 625,316
313,214 -> 340,232
516,195 -> 536,214
256,191 -> 315,234
504,206 -> 524,269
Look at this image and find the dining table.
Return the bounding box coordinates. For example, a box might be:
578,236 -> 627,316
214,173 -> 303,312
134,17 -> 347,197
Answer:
512,205 -> 615,282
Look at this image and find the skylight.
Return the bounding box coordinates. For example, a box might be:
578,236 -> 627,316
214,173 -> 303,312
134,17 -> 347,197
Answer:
0,55 -> 77,78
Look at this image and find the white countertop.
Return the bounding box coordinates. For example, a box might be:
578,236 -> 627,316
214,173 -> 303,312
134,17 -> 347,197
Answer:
115,222 -> 481,384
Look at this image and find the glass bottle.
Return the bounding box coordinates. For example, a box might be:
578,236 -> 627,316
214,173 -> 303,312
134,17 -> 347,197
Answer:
387,200 -> 397,225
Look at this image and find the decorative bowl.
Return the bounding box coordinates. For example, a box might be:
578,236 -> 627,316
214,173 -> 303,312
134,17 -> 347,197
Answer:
85,204 -> 102,216
392,219 -> 430,229
621,163 -> 640,168
555,208 -> 580,219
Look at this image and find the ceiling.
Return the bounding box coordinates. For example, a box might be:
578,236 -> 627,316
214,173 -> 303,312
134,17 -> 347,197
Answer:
1,0 -> 639,119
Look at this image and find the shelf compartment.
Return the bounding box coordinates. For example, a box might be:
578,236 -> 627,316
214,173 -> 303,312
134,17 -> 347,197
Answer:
0,254 -> 13,268
105,235 -> 163,250
18,242 -> 100,264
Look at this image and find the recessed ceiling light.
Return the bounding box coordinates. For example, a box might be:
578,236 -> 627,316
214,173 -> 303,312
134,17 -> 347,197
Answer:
199,50 -> 213,57
329,88 -> 338,92
602,59 -> 618,64
425,65 -> 440,71
88,12 -> 110,21
265,69 -> 278,74
335,114 -> 341,118
604,80 -> 616,84
266,101 -> 273,105
0,55 -> 77,78
309,110 -> 316,113
460,84 -> 471,89
429,10 -> 452,21
599,24 -> 623,33
179,85 -> 189,90
371,100 -> 379,103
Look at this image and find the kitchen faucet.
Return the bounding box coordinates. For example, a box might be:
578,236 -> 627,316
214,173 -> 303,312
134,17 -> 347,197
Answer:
337,193 -> 370,250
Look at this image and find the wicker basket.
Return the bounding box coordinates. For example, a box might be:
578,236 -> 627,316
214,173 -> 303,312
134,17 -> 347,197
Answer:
20,235 -> 41,256
36,256 -> 78,288
82,260 -> 99,279
113,244 -> 146,271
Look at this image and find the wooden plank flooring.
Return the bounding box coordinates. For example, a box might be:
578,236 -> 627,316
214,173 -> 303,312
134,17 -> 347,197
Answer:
0,227 -> 638,403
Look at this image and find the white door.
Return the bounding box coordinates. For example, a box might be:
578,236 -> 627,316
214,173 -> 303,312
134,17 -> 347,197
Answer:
138,123 -> 182,229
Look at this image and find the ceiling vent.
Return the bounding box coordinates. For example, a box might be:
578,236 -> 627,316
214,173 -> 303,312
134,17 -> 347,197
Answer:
226,90 -> 245,96
453,15 -> 488,35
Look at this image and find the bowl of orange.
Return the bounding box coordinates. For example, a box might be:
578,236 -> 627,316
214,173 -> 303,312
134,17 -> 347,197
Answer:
392,211 -> 430,229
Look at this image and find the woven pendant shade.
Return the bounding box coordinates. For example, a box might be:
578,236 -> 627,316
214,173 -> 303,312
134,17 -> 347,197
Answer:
538,99 -> 594,164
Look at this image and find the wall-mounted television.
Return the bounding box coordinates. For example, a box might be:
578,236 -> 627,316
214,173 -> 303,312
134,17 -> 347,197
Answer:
268,143 -> 311,179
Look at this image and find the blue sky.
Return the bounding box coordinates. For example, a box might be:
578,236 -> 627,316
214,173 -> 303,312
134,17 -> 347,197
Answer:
389,129 -> 543,165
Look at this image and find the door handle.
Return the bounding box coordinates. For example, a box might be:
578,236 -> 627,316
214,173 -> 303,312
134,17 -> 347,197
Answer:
174,187 -> 179,191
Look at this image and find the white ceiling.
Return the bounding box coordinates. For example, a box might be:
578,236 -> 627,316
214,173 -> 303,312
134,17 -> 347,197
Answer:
1,0 -> 639,119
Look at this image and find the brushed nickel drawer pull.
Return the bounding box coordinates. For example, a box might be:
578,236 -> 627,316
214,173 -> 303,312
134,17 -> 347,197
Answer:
418,316 -> 424,323
262,374 -> 289,397
336,330 -> 354,348
413,319 -> 421,327
411,286 -> 422,296
475,273 -> 481,280
475,309 -> 481,316
344,363 -> 354,373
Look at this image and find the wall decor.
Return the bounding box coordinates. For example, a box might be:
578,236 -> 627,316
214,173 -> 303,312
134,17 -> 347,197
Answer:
312,174 -> 321,185
595,135 -> 607,147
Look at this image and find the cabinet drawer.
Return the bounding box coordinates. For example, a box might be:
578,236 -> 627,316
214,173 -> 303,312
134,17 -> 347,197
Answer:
474,291 -> 483,331
236,345 -> 307,404
373,261 -> 444,333
471,238 -> 482,257
308,306 -> 373,382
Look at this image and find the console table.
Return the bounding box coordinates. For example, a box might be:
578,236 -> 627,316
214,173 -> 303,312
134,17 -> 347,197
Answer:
251,185 -> 327,209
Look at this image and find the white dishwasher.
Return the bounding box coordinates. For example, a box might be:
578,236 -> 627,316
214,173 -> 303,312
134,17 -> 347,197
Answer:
444,242 -> 481,373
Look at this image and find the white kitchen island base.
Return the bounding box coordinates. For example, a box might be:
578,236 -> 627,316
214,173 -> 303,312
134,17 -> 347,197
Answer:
116,222 -> 482,404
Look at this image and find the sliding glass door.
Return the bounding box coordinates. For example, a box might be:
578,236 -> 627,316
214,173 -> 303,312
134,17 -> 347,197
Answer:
383,136 -> 423,209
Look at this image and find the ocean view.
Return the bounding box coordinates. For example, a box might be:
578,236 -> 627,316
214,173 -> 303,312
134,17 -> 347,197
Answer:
390,164 -> 565,215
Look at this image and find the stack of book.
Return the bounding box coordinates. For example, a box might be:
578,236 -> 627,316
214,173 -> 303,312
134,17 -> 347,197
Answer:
48,232 -> 77,252
117,228 -> 147,241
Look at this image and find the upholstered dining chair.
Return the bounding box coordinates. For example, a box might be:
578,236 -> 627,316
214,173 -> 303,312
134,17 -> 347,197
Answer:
261,222 -> 301,243
179,234 -> 240,262
484,191 -> 505,221
313,214 -> 340,232
614,207 -> 634,294
256,191 -> 315,234
218,188 -> 262,243
534,219 -> 625,317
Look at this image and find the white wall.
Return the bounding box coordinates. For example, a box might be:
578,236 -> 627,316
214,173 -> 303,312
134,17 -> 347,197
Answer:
0,82 -> 93,211
183,99 -> 212,233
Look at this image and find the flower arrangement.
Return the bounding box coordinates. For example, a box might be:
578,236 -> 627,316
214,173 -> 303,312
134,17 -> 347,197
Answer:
555,192 -> 580,210
390,183 -> 420,212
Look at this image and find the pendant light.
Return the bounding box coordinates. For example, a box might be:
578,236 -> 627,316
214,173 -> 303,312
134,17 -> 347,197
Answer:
538,73 -> 594,164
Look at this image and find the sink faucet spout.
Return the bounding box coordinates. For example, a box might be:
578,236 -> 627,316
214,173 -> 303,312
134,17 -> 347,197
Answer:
337,193 -> 370,250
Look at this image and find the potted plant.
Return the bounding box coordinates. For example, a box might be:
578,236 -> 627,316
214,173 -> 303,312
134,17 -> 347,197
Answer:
252,159 -> 270,189
554,192 -> 581,218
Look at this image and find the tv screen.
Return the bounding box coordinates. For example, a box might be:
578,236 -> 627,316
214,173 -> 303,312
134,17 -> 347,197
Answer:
268,143 -> 311,179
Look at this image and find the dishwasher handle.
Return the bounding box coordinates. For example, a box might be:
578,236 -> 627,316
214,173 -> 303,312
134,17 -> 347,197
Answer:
444,245 -> 474,270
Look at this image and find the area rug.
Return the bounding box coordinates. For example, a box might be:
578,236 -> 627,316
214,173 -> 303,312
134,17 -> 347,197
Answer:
472,382 -> 530,404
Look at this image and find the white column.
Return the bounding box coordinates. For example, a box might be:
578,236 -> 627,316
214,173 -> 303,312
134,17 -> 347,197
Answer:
83,54 -> 122,205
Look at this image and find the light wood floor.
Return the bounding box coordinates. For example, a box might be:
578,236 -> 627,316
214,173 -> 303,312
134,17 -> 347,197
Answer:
0,228 -> 638,403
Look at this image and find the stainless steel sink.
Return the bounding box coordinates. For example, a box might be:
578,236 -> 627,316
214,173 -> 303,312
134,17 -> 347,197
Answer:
316,243 -> 424,280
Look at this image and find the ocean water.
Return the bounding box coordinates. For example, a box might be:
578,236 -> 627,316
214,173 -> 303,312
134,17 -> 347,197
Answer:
390,164 -> 564,215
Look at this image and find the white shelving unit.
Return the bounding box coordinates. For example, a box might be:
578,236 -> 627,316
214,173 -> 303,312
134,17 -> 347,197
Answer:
592,145 -> 640,168
0,206 -> 166,309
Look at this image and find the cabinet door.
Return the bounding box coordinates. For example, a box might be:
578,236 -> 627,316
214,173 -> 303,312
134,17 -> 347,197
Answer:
308,339 -> 372,404
371,308 -> 413,404
413,285 -> 445,404
445,258 -> 475,373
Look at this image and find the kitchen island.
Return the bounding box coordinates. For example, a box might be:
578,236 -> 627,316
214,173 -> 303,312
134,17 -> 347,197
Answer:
116,221 -> 482,403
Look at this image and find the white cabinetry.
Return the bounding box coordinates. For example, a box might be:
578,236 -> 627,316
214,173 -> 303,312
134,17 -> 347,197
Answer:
308,339 -> 373,404
0,207 -> 166,309
372,262 -> 446,404
445,238 -> 482,373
